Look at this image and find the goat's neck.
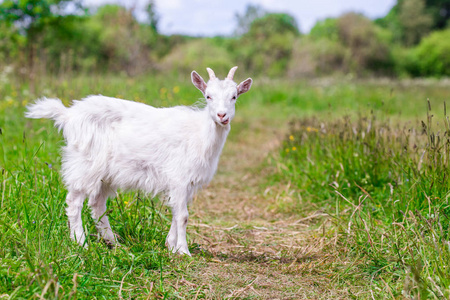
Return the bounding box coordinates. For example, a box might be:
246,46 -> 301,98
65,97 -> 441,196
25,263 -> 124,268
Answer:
202,111 -> 230,156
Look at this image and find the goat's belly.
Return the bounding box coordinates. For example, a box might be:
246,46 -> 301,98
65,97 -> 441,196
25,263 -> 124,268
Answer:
107,161 -> 165,193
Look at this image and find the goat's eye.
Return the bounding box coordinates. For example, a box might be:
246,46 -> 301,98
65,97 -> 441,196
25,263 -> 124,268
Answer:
206,96 -> 211,100
232,96 -> 236,100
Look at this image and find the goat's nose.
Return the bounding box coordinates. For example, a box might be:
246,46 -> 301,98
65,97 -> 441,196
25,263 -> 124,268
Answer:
217,113 -> 226,120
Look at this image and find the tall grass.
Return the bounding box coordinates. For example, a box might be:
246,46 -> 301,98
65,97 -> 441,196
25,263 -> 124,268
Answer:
1,74 -> 450,297
274,101 -> 450,298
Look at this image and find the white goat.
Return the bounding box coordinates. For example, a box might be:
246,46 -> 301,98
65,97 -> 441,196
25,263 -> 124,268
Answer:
25,66 -> 252,255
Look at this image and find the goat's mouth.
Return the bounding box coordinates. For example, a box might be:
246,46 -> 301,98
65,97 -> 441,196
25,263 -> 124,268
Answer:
220,119 -> 230,125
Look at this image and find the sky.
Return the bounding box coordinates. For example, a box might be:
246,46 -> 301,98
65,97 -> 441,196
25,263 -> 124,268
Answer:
84,0 -> 397,36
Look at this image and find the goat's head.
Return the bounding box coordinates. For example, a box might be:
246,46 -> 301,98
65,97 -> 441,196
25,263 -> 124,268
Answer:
191,66 -> 252,127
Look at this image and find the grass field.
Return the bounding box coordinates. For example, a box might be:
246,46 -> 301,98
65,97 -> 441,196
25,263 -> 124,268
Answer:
1,74 -> 450,298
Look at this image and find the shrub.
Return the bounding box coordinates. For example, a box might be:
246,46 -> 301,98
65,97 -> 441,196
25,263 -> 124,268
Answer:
287,37 -> 348,78
234,13 -> 300,77
36,16 -> 102,74
0,22 -> 25,65
305,13 -> 395,77
309,18 -> 339,41
337,13 -> 394,75
90,5 -> 158,75
34,5 -> 162,76
160,38 -> 235,75
411,29 -> 450,77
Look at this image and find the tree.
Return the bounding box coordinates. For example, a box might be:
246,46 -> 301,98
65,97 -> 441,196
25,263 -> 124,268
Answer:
89,5 -> 159,75
375,5 -> 403,43
0,0 -> 83,42
234,4 -> 266,36
146,0 -> 159,32
0,0 -> 84,76
425,0 -> 450,29
0,21 -> 25,64
398,0 -> 433,45
38,15 -> 102,74
247,13 -> 300,37
310,18 -> 339,41
337,13 -> 393,74
376,0 -> 449,45
236,13 -> 300,76
411,29 -> 450,76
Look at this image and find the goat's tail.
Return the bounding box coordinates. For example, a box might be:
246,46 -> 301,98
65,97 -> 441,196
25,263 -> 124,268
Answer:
25,98 -> 68,128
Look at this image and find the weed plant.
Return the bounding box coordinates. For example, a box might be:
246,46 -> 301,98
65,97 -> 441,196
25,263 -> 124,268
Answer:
276,102 -> 450,298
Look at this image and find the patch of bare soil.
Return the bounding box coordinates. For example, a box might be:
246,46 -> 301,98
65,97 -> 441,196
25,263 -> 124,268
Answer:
166,117 -> 352,299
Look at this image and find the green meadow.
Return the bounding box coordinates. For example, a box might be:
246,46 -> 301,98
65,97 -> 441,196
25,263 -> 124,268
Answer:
1,74 -> 450,298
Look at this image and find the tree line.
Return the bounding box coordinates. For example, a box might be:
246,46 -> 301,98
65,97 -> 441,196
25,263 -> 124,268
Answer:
0,0 -> 449,79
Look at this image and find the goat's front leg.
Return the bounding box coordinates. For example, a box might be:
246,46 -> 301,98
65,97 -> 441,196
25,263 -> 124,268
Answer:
166,193 -> 191,256
166,217 -> 178,251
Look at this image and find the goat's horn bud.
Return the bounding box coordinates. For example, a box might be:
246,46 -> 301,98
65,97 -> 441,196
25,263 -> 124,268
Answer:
206,68 -> 216,80
227,66 -> 238,80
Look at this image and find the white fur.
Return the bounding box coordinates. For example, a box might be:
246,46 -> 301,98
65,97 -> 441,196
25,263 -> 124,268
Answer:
25,67 -> 252,255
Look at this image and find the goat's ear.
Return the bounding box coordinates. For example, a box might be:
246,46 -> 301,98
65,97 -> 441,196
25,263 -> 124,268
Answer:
191,71 -> 207,94
237,78 -> 253,96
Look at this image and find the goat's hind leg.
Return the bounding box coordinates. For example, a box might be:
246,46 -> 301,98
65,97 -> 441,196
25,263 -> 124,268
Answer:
88,186 -> 118,245
66,190 -> 87,247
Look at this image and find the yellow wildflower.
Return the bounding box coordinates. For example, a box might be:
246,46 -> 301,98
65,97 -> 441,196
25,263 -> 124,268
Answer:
285,148 -> 290,153
124,201 -> 129,205
289,135 -> 294,141
173,86 -> 180,94
306,126 -> 319,132
6,97 -> 14,107
292,147 -> 297,151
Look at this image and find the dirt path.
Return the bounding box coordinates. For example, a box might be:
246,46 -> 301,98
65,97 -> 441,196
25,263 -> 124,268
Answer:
167,117 -> 349,299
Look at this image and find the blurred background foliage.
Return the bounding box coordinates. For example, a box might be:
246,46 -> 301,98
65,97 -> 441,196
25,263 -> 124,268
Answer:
0,0 -> 450,80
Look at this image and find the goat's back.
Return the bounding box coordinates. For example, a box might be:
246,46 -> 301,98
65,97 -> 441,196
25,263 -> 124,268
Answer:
27,95 -> 227,200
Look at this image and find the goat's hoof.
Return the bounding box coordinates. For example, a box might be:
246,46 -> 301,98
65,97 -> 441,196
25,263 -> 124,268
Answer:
165,241 -> 177,251
71,235 -> 88,248
74,240 -> 88,249
104,239 -> 120,248
179,251 -> 192,256
165,237 -> 177,251
173,247 -> 191,256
